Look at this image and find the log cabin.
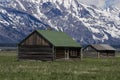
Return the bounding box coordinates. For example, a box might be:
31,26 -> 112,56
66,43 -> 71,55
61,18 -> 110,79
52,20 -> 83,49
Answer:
18,30 -> 82,61
83,44 -> 116,58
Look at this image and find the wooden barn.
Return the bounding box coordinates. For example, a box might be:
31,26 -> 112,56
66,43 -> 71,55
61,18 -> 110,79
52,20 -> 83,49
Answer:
83,44 -> 116,58
18,30 -> 81,61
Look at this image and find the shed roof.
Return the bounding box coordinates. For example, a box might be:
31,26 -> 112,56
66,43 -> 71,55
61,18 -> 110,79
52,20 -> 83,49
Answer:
37,30 -> 81,47
91,44 -> 115,51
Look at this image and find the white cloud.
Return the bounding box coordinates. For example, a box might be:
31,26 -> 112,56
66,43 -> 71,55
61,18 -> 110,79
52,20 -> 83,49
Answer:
105,0 -> 120,8
113,0 -> 120,8
79,0 -> 106,8
78,0 -> 120,9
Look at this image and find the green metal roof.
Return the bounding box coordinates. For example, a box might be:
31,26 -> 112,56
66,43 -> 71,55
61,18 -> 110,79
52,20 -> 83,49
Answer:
37,30 -> 81,47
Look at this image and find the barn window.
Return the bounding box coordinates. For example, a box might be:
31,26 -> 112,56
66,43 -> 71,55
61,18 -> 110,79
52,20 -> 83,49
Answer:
70,50 -> 77,56
86,48 -> 89,50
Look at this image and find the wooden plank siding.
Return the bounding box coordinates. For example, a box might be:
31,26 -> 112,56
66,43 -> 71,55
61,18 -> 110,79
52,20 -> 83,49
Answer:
18,32 -> 54,60
18,45 -> 53,60
83,46 -> 98,58
83,46 -> 115,58
55,47 -> 81,59
21,32 -> 50,46
18,54 -> 53,60
55,48 -> 65,59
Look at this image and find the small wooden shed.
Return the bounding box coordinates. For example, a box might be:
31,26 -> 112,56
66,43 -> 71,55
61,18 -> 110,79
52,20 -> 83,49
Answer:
83,44 -> 116,58
18,30 -> 81,60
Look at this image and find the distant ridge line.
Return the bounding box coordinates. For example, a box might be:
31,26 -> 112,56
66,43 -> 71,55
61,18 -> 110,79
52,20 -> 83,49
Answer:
0,43 -> 17,47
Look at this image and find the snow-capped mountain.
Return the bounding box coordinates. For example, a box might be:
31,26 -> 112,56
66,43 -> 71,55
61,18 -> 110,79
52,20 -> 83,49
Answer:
0,0 -> 120,45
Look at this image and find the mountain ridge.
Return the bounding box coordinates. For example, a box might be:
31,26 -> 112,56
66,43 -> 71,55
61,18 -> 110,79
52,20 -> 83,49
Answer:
0,0 -> 120,45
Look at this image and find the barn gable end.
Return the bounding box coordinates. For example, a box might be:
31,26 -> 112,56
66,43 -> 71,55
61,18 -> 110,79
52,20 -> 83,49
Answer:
18,31 -> 54,60
19,31 -> 52,46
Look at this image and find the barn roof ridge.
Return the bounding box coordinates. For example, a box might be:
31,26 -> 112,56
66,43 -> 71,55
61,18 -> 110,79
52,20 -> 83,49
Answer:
91,44 -> 115,51
36,30 -> 81,47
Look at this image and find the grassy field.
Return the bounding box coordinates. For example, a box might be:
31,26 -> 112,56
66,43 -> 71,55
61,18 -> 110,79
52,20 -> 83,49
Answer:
0,51 -> 120,80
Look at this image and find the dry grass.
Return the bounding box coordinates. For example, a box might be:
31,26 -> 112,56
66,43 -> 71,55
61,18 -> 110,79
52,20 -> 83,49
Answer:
0,51 -> 120,80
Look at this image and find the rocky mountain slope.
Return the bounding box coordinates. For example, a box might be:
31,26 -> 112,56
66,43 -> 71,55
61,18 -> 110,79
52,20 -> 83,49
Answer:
0,0 -> 120,45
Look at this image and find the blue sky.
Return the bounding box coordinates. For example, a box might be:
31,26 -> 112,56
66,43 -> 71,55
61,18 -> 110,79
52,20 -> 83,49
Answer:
79,0 -> 120,8
0,0 -> 120,8
0,0 -> 9,2
79,0 -> 105,8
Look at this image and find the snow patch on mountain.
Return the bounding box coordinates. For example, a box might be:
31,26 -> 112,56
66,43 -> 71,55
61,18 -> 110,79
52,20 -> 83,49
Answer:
0,0 -> 120,45
15,0 -> 26,11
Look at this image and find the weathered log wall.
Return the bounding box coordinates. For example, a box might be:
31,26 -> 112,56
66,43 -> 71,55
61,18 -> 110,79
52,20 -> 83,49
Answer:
18,45 -> 53,60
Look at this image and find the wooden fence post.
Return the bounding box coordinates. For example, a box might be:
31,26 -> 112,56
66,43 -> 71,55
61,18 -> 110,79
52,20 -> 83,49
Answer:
80,48 -> 83,60
97,52 -> 100,58
52,46 -> 55,61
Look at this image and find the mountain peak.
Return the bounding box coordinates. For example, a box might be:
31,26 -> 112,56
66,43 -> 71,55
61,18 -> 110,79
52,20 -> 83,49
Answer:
0,0 -> 120,45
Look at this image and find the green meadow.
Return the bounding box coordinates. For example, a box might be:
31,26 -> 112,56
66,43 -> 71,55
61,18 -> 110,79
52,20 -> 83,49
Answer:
0,51 -> 120,80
